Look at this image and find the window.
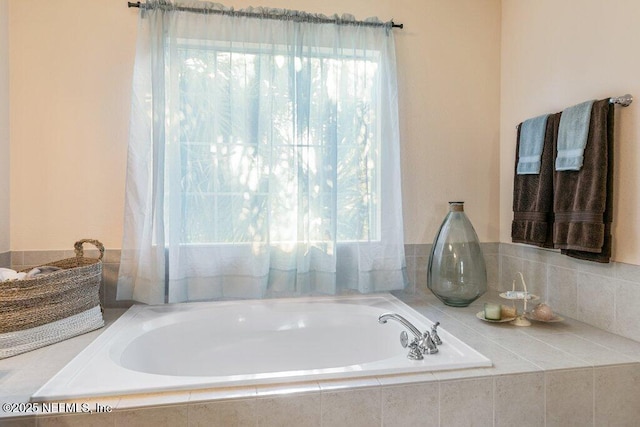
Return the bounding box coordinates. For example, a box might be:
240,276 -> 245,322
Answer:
173,42 -> 381,244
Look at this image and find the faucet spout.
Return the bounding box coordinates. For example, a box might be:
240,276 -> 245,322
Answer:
378,313 -> 423,340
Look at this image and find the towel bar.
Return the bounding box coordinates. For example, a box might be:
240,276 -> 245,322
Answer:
516,94 -> 632,129
609,94 -> 633,107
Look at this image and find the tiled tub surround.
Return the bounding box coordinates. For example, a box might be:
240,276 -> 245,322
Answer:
497,243 -> 640,343
2,243 -> 639,425
406,242 -> 640,343
1,290 -> 640,426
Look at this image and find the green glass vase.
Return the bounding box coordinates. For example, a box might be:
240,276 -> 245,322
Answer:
427,202 -> 487,307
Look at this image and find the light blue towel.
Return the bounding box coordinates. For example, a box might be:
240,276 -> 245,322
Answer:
555,100 -> 595,171
516,114 -> 549,175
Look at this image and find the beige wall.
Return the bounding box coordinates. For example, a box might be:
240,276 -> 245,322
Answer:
500,0 -> 640,264
0,0 -> 9,252
9,0 -> 137,251
8,0 -> 501,251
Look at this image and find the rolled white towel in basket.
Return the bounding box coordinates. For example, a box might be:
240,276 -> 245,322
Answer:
0,268 -> 26,281
26,266 -> 62,278
0,266 -> 62,281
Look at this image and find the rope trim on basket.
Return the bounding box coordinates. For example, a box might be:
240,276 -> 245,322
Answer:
0,306 -> 104,359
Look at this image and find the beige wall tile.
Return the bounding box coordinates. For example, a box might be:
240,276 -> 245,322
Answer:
594,364 -> 640,426
256,393 -> 320,427
439,378 -> 493,427
102,249 -> 122,264
403,244 -> 416,258
482,242 -> 500,255
10,251 -> 23,267
570,258 -> 615,278
545,369 -> 593,427
521,260 -> 547,301
102,262 -> 134,309
499,243 -> 523,258
495,335 -> 584,370
415,244 -> 432,258
381,382 -> 438,426
614,262 -> 640,284
499,255 -> 523,291
22,250 -> 69,267
540,334 -> 635,366
321,388 -> 381,427
520,246 -> 550,263
485,253 -> 499,290
0,416 -> 36,427
415,258 -> 428,294
404,256 -> 417,293
577,273 -> 615,330
37,413 -> 114,427
577,329 -> 640,362
189,399 -> 256,427
614,281 -> 640,342
113,405 -> 188,427
546,265 -> 577,318
0,251 -> 10,268
494,372 -> 544,427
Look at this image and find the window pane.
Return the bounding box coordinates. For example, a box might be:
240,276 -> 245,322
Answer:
173,42 -> 381,244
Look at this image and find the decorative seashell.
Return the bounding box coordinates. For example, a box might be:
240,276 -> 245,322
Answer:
532,303 -> 554,321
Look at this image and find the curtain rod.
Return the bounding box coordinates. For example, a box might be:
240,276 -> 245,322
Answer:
127,2 -> 404,29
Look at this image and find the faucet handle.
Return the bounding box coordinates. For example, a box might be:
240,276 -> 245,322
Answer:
420,331 -> 439,354
400,331 -> 409,348
430,322 -> 442,346
407,340 -> 424,360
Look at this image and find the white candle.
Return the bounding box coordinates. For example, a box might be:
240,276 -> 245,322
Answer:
484,303 -> 501,320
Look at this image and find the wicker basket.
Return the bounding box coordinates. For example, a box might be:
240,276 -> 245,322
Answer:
0,239 -> 105,358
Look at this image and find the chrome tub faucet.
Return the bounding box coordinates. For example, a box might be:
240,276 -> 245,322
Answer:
378,313 -> 440,360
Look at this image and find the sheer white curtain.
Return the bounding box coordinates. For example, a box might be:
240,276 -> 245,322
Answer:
118,1 -> 406,304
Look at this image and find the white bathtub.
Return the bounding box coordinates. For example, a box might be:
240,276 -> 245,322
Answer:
32,294 -> 491,401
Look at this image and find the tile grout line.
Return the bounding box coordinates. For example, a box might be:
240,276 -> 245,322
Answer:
543,370 -> 547,427
491,376 -> 496,427
592,368 -> 596,427
437,381 -> 441,427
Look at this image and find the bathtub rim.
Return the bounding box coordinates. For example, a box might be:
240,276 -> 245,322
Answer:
31,293 -> 492,402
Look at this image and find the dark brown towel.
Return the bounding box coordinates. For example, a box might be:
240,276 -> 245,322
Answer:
553,98 -> 614,262
512,113 -> 561,248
